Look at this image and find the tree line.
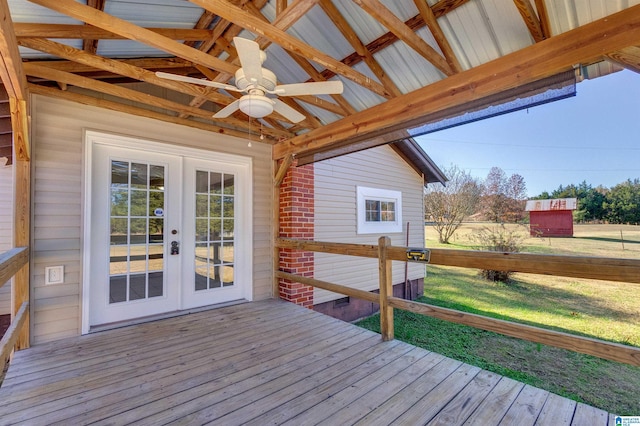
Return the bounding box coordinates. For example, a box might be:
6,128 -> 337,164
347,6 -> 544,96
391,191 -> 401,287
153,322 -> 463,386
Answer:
532,179 -> 640,225
425,165 -> 640,244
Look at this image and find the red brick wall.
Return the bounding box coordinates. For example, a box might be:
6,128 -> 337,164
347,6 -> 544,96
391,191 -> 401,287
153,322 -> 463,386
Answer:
278,162 -> 314,308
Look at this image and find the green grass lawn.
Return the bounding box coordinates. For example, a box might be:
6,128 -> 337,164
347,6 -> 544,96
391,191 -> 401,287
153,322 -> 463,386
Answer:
357,223 -> 640,415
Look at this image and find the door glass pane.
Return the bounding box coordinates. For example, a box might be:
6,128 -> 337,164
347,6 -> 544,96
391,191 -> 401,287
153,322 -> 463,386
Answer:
130,274 -> 146,300
110,276 -> 127,303
194,170 -> 235,292
131,163 -> 148,189
108,160 -> 165,304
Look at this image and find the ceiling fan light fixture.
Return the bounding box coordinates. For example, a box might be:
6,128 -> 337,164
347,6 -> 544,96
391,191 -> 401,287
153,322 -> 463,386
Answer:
239,94 -> 274,118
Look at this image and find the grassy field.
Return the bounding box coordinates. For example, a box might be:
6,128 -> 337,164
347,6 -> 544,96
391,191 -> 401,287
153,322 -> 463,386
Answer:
357,223 -> 640,415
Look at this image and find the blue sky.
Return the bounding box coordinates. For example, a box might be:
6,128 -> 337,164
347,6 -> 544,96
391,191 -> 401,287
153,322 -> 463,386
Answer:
416,69 -> 640,197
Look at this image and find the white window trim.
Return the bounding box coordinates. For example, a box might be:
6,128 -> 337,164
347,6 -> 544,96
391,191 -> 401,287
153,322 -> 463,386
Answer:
356,186 -> 402,234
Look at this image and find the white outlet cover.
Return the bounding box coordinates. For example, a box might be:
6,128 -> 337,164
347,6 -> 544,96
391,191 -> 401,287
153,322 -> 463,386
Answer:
45,266 -> 64,285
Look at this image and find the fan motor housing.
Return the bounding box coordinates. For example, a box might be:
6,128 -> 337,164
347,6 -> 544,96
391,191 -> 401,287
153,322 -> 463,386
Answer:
235,68 -> 277,91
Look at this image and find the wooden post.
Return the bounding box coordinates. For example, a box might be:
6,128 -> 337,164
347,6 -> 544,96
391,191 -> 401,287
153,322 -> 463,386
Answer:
378,236 -> 393,341
11,98 -> 30,350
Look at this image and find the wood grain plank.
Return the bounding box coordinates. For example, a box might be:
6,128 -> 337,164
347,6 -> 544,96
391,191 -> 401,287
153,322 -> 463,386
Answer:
463,376 -> 525,425
43,321 -> 366,425
427,369 -> 502,425
104,328 -> 382,425
0,305 -> 347,422
571,402 -> 609,426
353,356 -> 463,425
535,392 -> 577,426
1,303 -> 316,392
311,350 -> 446,425
498,384 -> 549,426
390,363 -> 482,424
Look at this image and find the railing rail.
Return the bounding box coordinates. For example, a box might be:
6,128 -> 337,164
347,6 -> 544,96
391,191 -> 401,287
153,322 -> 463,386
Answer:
276,237 -> 640,367
0,247 -> 28,288
0,246 -> 30,365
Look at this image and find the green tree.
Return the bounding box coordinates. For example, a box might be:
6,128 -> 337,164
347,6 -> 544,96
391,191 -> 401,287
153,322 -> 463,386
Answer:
604,179 -> 640,224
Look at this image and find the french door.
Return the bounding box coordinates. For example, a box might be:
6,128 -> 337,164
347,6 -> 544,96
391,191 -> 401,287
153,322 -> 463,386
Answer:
85,133 -> 252,329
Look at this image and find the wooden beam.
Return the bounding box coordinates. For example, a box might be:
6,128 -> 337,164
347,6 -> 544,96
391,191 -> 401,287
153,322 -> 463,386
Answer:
23,57 -> 193,73
0,247 -> 28,289
24,64 -> 290,140
534,0 -> 552,38
0,301 -> 29,363
10,98 -> 30,161
190,0 -> 391,99
420,248 -> 640,284
318,0 -> 472,81
273,154 -> 294,187
513,0 -> 546,42
276,271 -> 380,303
13,157 -> 30,349
18,38 -> 233,106
28,0 -> 238,75
606,46 -> 640,74
378,236 -> 393,341
319,0 -> 402,99
82,0 -> 106,54
0,0 -> 28,99
388,297 -> 640,367
15,23 -> 214,41
353,0 -> 453,76
413,0 -> 463,73
273,5 -> 640,160
277,237 -> 640,284
28,84 -> 266,143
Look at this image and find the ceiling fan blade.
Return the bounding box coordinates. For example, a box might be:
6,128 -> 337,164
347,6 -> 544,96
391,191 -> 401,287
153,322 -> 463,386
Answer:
273,99 -> 306,123
274,80 -> 344,96
233,37 -> 264,84
213,99 -> 241,118
155,71 -> 240,92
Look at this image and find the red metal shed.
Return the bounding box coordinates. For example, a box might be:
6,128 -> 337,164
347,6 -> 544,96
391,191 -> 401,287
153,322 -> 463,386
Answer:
525,198 -> 577,237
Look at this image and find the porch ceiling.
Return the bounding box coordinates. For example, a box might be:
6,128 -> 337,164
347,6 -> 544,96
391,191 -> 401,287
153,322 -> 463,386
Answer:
0,299 -> 613,423
0,0 -> 639,161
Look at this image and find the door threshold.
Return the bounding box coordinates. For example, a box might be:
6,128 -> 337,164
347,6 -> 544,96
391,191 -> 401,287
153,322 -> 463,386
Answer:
89,299 -> 249,334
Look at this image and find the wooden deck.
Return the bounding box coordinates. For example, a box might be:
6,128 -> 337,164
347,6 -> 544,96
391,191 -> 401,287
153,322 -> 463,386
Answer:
0,299 -> 615,425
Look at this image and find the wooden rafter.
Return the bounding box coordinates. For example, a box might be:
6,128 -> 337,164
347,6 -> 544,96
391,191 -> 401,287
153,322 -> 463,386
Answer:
190,0 -> 392,99
273,5 -> 640,160
83,0 -> 106,54
513,0 -> 546,42
319,0 -> 402,98
28,0 -> 239,76
353,0 -> 454,76
413,0 -> 462,73
606,46 -> 640,74
15,24 -> 214,41
318,0 -> 472,81
0,0 -> 27,100
19,38 -> 234,107
534,0 -> 552,39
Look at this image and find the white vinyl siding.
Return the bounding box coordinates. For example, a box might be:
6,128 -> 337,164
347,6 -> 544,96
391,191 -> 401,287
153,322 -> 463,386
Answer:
31,93 -> 273,344
0,164 -> 13,314
314,145 -> 425,305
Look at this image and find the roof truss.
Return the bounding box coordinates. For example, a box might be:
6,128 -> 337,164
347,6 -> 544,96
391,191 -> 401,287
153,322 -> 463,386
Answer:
0,0 -> 637,156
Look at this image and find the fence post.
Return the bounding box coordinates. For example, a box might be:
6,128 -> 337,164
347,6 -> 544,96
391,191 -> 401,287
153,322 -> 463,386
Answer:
378,236 -> 394,341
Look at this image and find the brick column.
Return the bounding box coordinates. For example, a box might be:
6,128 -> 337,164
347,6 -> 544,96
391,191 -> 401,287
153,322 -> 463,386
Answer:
278,162 -> 314,308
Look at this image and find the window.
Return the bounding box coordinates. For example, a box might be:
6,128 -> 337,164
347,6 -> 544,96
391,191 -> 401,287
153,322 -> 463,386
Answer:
357,186 -> 402,234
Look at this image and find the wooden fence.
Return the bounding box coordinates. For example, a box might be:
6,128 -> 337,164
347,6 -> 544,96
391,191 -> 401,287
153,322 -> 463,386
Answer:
276,237 -> 640,367
0,247 -> 29,364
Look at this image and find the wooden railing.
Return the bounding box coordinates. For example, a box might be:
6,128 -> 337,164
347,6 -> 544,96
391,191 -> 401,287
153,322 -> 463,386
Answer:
276,237 -> 640,367
0,247 -> 29,364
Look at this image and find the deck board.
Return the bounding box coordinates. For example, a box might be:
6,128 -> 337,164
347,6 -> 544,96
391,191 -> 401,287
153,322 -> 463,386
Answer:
0,299 -> 613,425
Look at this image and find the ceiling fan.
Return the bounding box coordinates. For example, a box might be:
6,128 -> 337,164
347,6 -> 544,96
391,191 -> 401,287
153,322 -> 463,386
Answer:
156,37 -> 344,123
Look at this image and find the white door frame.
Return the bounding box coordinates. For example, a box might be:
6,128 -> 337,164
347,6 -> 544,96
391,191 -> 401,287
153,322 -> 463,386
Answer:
82,130 -> 253,334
